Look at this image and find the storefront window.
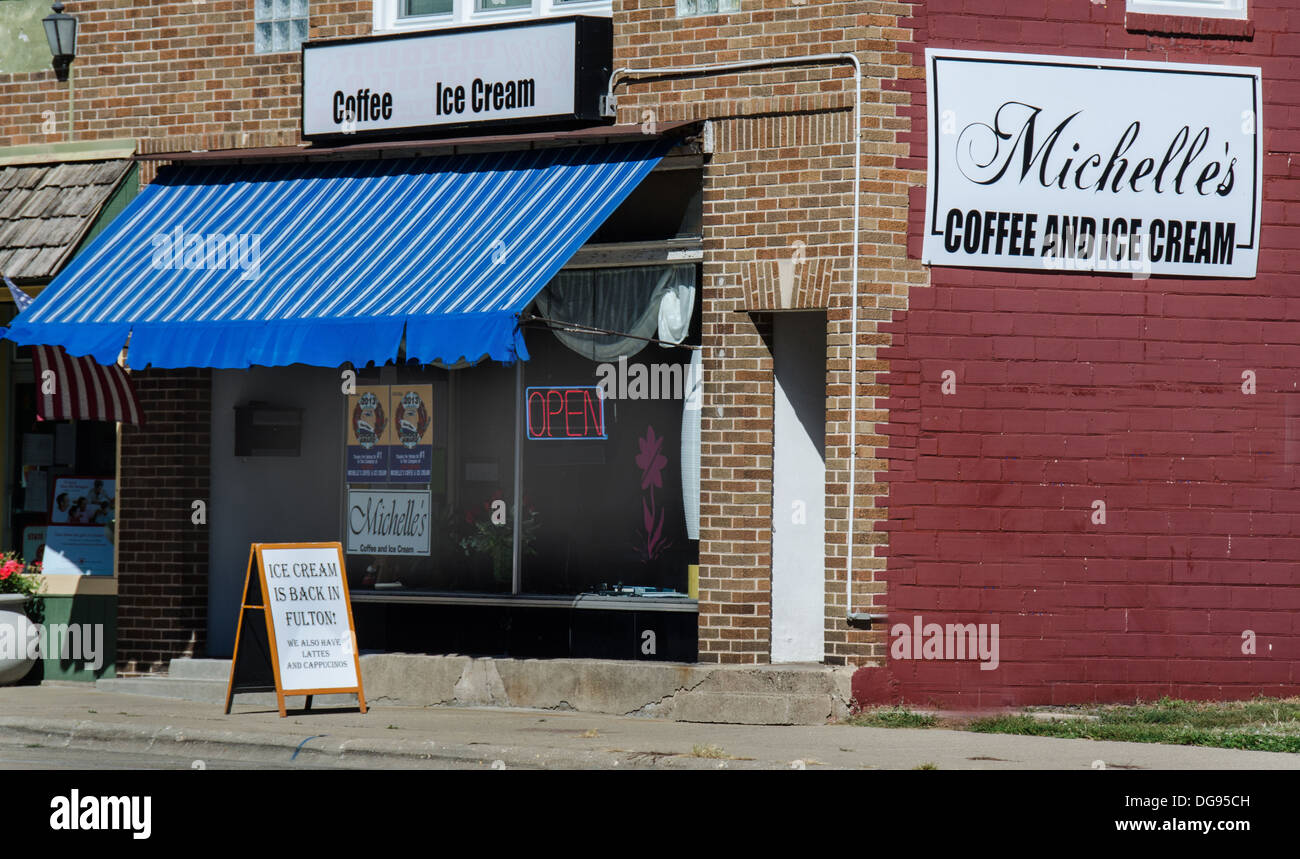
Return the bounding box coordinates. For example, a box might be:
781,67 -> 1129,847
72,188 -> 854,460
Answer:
403,0 -> 453,15
3,341 -> 118,574
340,263 -> 701,598
383,0 -> 612,31
342,360 -> 516,593
520,264 -> 700,595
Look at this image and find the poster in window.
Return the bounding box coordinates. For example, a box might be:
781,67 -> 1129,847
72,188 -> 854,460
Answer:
346,385 -> 392,483
42,476 -> 115,576
21,466 -> 48,513
42,526 -> 115,576
22,526 -> 46,568
345,489 -> 431,556
49,476 -> 114,525
388,385 -> 433,484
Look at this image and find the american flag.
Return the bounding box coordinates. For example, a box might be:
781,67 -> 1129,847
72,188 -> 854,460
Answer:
4,273 -> 33,311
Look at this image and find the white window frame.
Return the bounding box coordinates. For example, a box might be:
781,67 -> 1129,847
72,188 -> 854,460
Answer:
1127,0 -> 1247,20
373,0 -> 611,34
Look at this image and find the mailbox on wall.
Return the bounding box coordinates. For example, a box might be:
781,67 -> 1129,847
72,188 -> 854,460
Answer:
234,403 -> 303,457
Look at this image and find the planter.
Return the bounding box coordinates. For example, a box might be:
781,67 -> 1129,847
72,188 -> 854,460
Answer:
0,594 -> 37,685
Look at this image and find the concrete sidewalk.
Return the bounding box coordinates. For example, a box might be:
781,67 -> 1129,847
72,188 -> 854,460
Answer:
2,685 -> 1299,769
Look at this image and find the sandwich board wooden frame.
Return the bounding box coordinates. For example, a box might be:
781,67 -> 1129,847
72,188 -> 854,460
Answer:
224,541 -> 367,717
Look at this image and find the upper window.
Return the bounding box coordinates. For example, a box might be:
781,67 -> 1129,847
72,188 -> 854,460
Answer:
1127,0 -> 1246,19
374,0 -> 609,32
677,0 -> 740,15
255,0 -> 310,54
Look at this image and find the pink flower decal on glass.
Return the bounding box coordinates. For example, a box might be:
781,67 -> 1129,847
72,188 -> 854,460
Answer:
634,425 -> 672,561
635,426 -> 668,490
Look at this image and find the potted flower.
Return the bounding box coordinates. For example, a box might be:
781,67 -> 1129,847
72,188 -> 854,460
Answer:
0,552 -> 43,686
460,493 -> 539,589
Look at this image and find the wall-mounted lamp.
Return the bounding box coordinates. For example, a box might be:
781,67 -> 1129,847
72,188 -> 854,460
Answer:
42,2 -> 78,83
43,2 -> 78,141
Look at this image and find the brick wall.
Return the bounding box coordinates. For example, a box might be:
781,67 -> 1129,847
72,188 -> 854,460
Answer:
620,0 -> 922,664
854,0 -> 1300,707
3,0 -> 924,669
1,1 -> 371,673
116,369 -> 211,674
0,1 -> 372,153
14,0 -> 1295,690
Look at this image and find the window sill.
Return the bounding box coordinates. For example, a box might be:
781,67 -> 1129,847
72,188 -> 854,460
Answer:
372,2 -> 612,35
1125,12 -> 1254,39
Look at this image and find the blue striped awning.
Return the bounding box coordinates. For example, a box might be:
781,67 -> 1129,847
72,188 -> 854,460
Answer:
4,140 -> 671,368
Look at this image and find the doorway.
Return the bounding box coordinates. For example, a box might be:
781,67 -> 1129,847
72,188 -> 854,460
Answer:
770,311 -> 826,663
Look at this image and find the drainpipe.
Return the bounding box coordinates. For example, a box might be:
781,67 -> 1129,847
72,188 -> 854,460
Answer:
608,55 -> 885,625
512,359 -> 523,594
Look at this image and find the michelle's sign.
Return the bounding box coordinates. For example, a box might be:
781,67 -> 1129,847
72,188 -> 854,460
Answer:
346,490 -> 431,556
302,16 -> 612,140
923,50 -> 1262,278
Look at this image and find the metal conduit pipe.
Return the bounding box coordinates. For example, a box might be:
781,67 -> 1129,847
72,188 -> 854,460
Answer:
607,54 -> 878,624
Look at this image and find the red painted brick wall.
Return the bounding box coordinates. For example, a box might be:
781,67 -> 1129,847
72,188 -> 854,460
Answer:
854,0 -> 1300,707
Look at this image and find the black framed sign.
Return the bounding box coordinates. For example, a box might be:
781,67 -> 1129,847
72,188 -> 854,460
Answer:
922,49 -> 1263,279
301,16 -> 613,141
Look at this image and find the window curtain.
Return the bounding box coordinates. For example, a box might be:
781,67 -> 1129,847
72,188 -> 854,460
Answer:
534,264 -> 695,362
535,262 -> 702,542
681,349 -> 702,540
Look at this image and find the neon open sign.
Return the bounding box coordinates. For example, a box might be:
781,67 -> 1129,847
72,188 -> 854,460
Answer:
525,386 -> 606,440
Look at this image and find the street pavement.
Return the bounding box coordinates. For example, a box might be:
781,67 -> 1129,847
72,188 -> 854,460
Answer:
2,685 -> 1298,770
0,744 -> 337,770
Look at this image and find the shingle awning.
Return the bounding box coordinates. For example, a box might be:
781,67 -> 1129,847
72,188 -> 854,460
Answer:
0,159 -> 133,281
5,140 -> 672,369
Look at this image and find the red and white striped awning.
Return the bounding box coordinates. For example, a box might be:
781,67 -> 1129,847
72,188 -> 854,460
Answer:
32,345 -> 142,426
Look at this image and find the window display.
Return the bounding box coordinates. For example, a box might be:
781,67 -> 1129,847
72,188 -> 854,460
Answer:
341,263 -> 701,599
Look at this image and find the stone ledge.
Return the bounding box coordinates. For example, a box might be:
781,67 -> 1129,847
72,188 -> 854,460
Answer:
1125,12 -> 1255,40
113,655 -> 863,726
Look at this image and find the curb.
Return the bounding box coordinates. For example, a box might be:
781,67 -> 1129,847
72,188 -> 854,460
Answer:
0,717 -> 546,769
0,715 -> 778,769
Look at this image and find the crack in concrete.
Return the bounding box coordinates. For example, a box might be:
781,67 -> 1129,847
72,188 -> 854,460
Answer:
622,670 -> 715,718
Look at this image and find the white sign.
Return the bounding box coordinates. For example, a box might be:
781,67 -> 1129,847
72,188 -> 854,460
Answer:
22,526 -> 46,568
262,545 -> 358,692
302,20 -> 585,138
346,489 -> 431,556
923,49 -> 1262,278
42,526 -> 115,576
